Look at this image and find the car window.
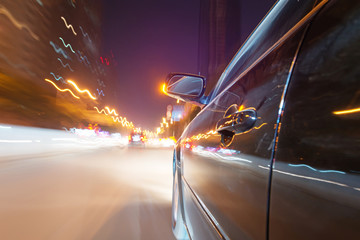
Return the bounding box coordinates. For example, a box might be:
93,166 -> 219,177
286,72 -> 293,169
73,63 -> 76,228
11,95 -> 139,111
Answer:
210,0 -> 316,99
180,21 -> 309,239
270,0 -> 360,238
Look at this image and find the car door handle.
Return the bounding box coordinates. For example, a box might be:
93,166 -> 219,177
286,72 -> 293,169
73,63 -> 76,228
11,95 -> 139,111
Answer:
216,108 -> 257,136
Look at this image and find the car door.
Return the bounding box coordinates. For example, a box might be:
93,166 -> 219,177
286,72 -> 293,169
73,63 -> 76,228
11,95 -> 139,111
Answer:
178,1 -> 321,238
269,0 -> 360,239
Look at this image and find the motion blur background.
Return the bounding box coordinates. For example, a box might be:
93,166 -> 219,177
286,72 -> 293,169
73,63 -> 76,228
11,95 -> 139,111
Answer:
0,0 -> 275,239
0,0 -> 274,135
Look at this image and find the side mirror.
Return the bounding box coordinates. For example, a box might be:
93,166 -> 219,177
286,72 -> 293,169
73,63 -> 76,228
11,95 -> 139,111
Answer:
165,73 -> 206,106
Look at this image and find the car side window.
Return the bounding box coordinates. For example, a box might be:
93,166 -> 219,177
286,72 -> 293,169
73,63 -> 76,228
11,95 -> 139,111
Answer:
270,0 -> 360,239
276,0 -> 360,173
211,0 -> 316,98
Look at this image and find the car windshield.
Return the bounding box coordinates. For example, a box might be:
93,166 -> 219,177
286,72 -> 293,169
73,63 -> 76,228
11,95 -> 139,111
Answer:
210,0 -> 316,99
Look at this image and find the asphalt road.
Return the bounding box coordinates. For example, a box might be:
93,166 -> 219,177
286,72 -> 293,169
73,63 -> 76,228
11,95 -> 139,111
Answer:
0,146 -> 176,240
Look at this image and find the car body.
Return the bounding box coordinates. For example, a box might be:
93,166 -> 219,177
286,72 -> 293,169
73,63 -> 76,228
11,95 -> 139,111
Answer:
165,0 -> 360,239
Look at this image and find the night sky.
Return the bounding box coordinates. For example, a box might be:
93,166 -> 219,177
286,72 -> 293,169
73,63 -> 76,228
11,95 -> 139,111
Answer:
101,0 -> 275,130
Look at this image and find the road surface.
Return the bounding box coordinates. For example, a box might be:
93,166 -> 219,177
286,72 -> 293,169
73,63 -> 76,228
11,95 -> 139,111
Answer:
0,146 -> 176,240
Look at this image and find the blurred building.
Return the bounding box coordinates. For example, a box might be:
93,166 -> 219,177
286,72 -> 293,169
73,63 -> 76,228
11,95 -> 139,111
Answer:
0,0 -> 126,132
198,0 -> 276,94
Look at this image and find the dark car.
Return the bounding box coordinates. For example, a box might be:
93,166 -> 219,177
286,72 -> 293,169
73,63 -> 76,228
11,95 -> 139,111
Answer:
164,0 -> 360,239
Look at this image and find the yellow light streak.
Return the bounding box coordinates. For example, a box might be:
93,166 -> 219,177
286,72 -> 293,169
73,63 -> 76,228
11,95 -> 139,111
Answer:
44,79 -> 80,99
254,123 -> 268,129
94,106 -> 108,115
105,106 -> 118,116
161,83 -> 167,94
60,16 -> 77,36
67,80 -> 96,100
333,107 -> 360,115
95,106 -> 135,129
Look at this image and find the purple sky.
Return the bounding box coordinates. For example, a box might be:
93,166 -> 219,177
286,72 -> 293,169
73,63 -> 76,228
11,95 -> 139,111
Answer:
101,0 -> 275,130
102,0 -> 200,130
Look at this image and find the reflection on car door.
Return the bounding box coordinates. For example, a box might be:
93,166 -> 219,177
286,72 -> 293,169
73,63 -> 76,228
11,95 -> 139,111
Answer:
179,25 -> 309,239
269,0 -> 360,239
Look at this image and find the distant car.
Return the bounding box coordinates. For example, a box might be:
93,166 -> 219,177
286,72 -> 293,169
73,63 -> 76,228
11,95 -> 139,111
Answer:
128,131 -> 146,146
164,0 -> 360,239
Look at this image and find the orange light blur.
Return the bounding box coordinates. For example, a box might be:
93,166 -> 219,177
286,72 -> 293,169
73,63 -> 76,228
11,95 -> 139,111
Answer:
67,80 -> 96,100
45,79 -> 80,99
161,83 -> 167,94
333,107 -> 360,115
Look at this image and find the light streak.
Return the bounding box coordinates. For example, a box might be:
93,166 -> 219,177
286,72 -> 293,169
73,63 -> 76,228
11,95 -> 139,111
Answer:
76,51 -> 87,64
95,107 -> 135,129
68,0 -> 76,8
76,51 -> 90,65
105,106 -> 118,116
97,89 -> 105,97
0,139 -> 33,143
273,169 -> 359,192
94,107 -> 108,115
50,72 -> 66,83
45,79 -> 80,99
206,130 -> 217,135
67,80 -> 96,100
254,123 -> 268,129
288,164 -> 346,174
0,53 -> 36,77
161,83 -> 167,94
36,0 -> 43,6
50,41 -> 69,59
60,16 -> 77,35
112,116 -> 134,128
79,26 -> 92,42
0,5 -> 39,41
97,79 -> 106,87
333,107 -> 360,115
57,58 -> 74,72
59,37 -> 75,53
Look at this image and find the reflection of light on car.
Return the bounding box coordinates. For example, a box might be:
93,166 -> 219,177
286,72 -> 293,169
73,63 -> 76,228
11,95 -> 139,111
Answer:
333,107 -> 360,115
272,169 -> 360,192
191,145 -> 251,163
288,164 -> 346,174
